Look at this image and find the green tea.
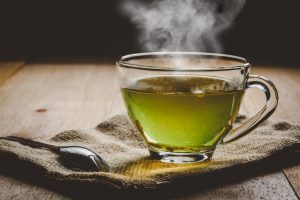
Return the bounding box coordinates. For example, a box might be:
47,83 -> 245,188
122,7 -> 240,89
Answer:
121,75 -> 244,153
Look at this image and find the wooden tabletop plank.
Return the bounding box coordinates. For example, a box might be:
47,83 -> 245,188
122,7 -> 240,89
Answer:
251,67 -> 300,123
284,165 -> 300,199
0,62 -> 299,199
205,172 -> 298,200
0,61 -> 26,87
0,175 -> 69,200
0,61 -> 118,138
251,67 -> 300,199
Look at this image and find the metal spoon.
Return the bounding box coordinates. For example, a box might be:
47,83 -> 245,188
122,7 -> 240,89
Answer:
0,136 -> 109,172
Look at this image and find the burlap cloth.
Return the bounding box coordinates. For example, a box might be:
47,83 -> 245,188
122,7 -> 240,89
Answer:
0,114 -> 299,191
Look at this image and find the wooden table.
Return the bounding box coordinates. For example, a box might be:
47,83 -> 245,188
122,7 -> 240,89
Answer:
0,60 -> 299,200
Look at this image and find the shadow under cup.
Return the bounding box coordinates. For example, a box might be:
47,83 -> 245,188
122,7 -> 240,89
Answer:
117,52 -> 278,163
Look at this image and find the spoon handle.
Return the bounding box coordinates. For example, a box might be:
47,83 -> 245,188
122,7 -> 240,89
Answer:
0,136 -> 60,152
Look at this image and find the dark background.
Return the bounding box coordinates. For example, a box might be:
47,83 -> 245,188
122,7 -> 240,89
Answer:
0,0 -> 299,66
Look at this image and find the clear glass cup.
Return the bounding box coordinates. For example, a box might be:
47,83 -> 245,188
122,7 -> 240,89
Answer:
117,52 -> 278,163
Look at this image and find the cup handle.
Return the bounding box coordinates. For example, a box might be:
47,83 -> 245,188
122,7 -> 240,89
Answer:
222,75 -> 279,143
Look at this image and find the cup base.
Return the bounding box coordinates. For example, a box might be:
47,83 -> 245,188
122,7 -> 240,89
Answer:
149,149 -> 213,163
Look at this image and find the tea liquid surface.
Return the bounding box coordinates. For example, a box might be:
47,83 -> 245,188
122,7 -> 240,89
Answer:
121,76 -> 244,153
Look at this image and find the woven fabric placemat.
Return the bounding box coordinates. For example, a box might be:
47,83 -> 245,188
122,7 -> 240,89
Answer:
0,114 -> 299,190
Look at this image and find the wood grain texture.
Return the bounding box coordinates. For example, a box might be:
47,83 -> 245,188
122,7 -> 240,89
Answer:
0,176 -> 69,200
251,67 -> 300,199
0,62 -> 299,200
284,165 -> 300,198
206,172 -> 297,200
0,61 -> 118,138
0,61 -> 25,87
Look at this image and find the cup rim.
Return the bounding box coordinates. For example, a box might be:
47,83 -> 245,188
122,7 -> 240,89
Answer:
117,52 -> 251,72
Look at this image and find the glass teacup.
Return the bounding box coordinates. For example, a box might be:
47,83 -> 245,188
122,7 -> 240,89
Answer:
117,52 -> 278,163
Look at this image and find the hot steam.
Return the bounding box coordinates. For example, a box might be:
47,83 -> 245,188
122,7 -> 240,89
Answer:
121,0 -> 246,52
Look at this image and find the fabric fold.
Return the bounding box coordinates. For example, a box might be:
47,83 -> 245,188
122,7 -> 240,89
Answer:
0,114 -> 299,190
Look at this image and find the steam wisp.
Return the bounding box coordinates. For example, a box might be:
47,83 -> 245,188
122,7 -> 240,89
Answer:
121,0 -> 246,52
